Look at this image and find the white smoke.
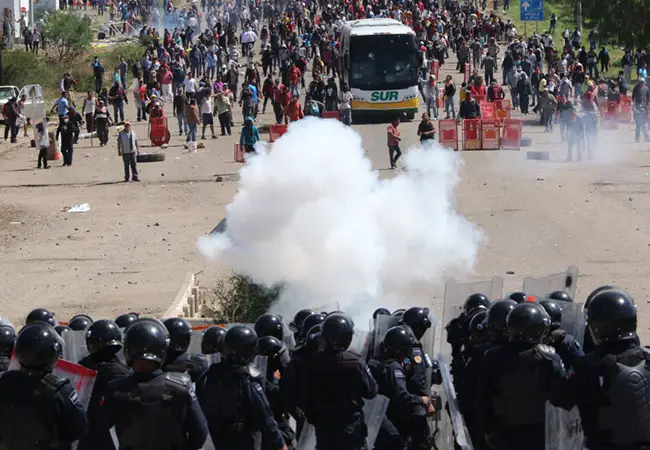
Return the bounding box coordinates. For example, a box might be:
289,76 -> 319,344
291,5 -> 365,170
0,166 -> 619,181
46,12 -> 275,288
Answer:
198,118 -> 484,326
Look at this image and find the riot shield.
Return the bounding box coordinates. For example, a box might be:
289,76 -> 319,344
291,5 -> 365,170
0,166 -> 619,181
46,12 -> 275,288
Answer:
372,314 -> 398,357
281,318 -> 296,350
441,278 -> 504,363
545,403 -> 584,450
433,355 -> 473,450
188,328 -> 204,354
250,355 -> 268,379
207,353 -> 221,364
62,329 -> 89,363
363,394 -> 390,449
296,423 -> 316,450
554,302 -> 586,346
522,266 -> 579,301
349,329 -> 370,360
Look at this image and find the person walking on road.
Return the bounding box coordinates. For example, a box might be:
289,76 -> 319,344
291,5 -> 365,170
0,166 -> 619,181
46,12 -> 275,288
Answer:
632,78 -> 650,143
387,117 -> 402,170
117,121 -> 140,182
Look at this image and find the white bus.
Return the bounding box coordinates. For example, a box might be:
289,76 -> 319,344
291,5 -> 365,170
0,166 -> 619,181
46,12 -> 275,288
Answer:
341,18 -> 420,119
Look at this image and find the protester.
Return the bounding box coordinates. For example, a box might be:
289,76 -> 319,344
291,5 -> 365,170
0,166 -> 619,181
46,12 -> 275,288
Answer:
387,116 -> 402,170
117,121 -> 140,182
240,116 -> 260,153
417,113 -> 436,143
35,121 -> 50,169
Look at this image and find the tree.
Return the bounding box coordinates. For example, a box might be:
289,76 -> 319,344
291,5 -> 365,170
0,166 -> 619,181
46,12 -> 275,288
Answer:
581,0 -> 650,50
43,11 -> 92,64
211,274 -> 281,323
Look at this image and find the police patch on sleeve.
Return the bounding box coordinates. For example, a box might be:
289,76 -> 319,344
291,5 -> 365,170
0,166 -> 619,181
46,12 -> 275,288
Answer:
414,355 -> 422,364
254,382 -> 264,394
69,390 -> 82,408
394,369 -> 405,379
188,384 -> 197,402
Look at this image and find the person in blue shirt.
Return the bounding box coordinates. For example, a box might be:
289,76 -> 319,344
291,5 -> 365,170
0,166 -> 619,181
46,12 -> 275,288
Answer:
51,92 -> 69,126
249,83 -> 259,118
240,116 -> 260,153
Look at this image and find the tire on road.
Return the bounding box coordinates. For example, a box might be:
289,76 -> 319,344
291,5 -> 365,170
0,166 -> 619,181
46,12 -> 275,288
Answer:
136,152 -> 166,163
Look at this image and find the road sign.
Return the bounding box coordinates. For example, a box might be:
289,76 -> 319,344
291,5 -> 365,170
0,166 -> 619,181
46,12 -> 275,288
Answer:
520,0 -> 544,21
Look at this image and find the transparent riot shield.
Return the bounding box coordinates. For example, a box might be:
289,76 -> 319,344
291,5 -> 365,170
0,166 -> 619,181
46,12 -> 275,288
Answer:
545,403 -> 584,450
373,314 -> 397,357
207,353 -> 221,364
296,423 -> 316,450
281,318 -> 296,350
522,266 -> 579,301
349,329 -> 370,360
364,394 -> 390,449
433,355 -> 473,450
188,328 -> 204,354
554,302 -> 586,346
441,278 -> 504,363
62,329 -> 88,363
250,355 -> 268,379
421,320 -> 437,388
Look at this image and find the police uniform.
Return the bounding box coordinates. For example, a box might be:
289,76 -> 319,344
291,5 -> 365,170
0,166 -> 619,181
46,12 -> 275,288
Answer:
550,340 -> 650,450
163,351 -> 209,383
77,353 -> 129,450
446,314 -> 470,383
99,370 -> 208,450
300,350 -> 378,450
458,342 -> 491,449
264,376 -> 296,450
477,343 -> 566,450
544,329 -> 584,371
0,355 -> 10,372
196,361 -> 286,450
0,369 -> 88,449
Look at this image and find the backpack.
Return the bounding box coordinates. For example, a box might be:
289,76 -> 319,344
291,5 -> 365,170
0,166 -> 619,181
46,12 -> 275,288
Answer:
308,101 -> 320,116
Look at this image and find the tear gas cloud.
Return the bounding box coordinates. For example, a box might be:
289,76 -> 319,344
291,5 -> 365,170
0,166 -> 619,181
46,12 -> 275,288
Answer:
198,118 -> 484,328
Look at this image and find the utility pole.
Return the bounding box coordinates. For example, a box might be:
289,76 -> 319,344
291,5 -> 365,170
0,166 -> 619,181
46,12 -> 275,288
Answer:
575,0 -> 582,32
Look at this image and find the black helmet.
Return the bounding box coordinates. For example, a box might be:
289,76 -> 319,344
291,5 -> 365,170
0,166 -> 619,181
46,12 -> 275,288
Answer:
468,310 -> 489,345
257,335 -> 284,358
68,314 -> 93,331
548,290 -> 573,303
163,318 -> 192,353
26,308 -> 56,327
392,309 -> 406,318
201,326 -> 227,354
508,292 -> 529,304
507,303 -> 550,344
115,313 -> 140,328
400,307 -> 432,340
463,293 -> 490,316
300,313 -> 326,340
54,325 -> 72,337
291,309 -> 315,333
372,308 -> 391,319
382,326 -> 416,358
587,289 -> 637,345
303,324 -> 324,353
322,313 -> 354,352
539,300 -> 562,329
0,325 -> 16,356
123,319 -> 170,367
16,323 -> 61,372
487,299 -> 517,342
223,325 -> 258,364
254,314 -> 284,340
86,320 -> 122,355
585,285 -> 616,309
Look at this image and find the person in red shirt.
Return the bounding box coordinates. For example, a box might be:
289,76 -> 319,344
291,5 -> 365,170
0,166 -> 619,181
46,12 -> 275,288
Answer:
272,80 -> 286,124
387,116 -> 402,169
470,77 -> 487,98
288,63 -> 302,98
283,96 -> 304,124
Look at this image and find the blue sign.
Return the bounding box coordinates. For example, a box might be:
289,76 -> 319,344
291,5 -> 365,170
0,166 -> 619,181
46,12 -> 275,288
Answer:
520,0 -> 544,21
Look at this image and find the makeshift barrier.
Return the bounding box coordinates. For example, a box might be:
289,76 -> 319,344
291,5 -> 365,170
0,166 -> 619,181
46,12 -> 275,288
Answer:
321,111 -> 341,120
463,119 -> 482,150
481,119 -> 501,150
269,124 -> 288,142
234,143 -> 245,163
501,118 -> 523,150
618,96 -> 632,123
430,60 -> 440,80
474,95 -> 486,104
495,99 -> 512,122
439,119 -> 459,150
480,101 -> 495,120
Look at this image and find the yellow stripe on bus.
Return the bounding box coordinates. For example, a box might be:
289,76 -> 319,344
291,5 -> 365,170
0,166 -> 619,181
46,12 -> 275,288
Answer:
352,98 -> 419,110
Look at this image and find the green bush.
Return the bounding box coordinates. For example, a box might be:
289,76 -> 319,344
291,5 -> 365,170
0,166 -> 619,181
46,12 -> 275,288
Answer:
3,50 -> 58,90
43,11 -> 93,64
211,274 -> 281,323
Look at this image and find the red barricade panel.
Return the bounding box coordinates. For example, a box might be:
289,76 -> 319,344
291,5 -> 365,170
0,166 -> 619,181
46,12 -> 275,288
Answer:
481,103 -> 495,119
481,119 -> 500,150
463,119 -> 482,150
502,118 -> 523,150
269,124 -> 288,142
618,96 -> 632,123
322,111 -> 340,120
234,143 -> 245,163
439,119 -> 459,151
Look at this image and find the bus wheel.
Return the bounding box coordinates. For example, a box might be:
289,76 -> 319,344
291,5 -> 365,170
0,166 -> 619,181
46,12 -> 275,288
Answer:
405,112 -> 415,121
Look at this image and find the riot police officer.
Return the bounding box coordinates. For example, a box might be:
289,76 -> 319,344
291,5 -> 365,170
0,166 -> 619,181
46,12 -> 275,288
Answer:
68,314 -> 93,331
369,326 -> 433,450
162,317 -> 208,382
507,292 -> 529,303
196,325 -> 287,450
99,318 -> 208,450
290,309 -> 314,341
0,322 -> 87,448
298,313 -> 378,450
539,299 -> 584,370
368,308 -> 392,361
298,313 -> 326,343
550,288 -> 650,449
447,294 -> 490,382
115,312 -> 139,329
399,307 -> 436,402
0,325 -> 15,372
201,325 -> 227,355
548,290 -> 573,303
77,319 -> 129,450
477,302 -> 565,450
485,299 -> 517,346
25,308 -> 56,326
255,314 -> 285,340
582,285 -> 617,354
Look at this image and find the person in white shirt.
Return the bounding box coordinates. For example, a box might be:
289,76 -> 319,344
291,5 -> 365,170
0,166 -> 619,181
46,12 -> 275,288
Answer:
201,94 -> 217,139
183,73 -> 197,99
81,91 -> 96,133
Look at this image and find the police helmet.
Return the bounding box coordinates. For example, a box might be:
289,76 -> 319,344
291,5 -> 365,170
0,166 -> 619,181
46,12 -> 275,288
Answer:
16,323 -> 61,372
400,307 -> 432,340
201,326 -> 227,354
25,308 -> 56,327
587,288 -> 637,345
300,313 -> 326,340
223,325 -> 258,364
507,303 -> 550,344
85,319 -> 122,355
322,313 -> 354,352
392,309 -> 406,318
163,317 -> 192,353
548,290 -> 573,303
123,319 -> 170,367
257,335 -> 284,358
463,293 -> 490,316
254,313 -> 284,340
290,309 -> 315,333
68,314 -> 93,331
486,299 -> 517,342
585,285 -> 616,310
539,300 -> 562,330
468,310 -> 489,345
115,312 -> 139,328
382,326 -> 416,358
0,325 -> 16,356
507,292 -> 529,304
54,325 -> 72,337
373,308 -> 391,319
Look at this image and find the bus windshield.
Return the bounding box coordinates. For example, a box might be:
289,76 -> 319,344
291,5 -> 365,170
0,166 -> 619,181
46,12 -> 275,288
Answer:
349,34 -> 420,91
